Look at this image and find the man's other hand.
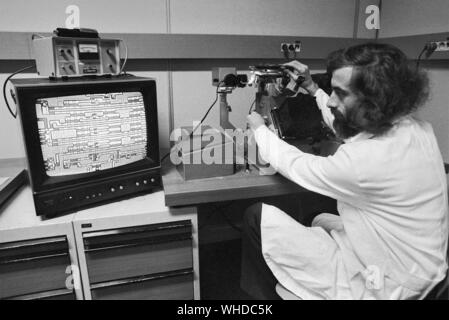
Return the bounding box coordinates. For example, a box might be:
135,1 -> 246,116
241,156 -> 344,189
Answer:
247,112 -> 266,132
282,61 -> 319,95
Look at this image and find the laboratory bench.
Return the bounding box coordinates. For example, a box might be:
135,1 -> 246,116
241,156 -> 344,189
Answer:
0,158 -> 309,300
0,157 -> 200,300
0,184 -> 199,300
1,158 -> 448,300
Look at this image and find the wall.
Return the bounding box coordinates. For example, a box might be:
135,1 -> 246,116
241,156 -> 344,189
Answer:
0,0 -> 168,33
169,0 -> 356,37
416,66 -> 449,164
380,0 -> 449,37
0,0 -> 367,159
378,0 -> 449,166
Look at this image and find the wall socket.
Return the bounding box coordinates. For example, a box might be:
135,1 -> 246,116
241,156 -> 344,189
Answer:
431,40 -> 449,52
281,42 -> 301,53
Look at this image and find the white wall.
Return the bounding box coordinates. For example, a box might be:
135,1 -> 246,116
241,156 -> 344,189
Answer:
0,73 -> 30,159
380,0 -> 449,37
416,68 -> 449,162
0,0 -> 168,33
378,0 -> 449,167
170,0 -> 356,37
0,0 -> 361,159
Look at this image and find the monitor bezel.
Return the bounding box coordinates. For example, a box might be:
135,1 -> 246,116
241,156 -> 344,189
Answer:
15,77 -> 160,193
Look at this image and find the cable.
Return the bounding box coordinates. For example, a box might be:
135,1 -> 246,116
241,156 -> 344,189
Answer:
119,39 -> 128,74
248,99 -> 256,115
3,65 -> 34,119
160,81 -> 225,163
416,46 -> 427,69
417,42 -> 438,69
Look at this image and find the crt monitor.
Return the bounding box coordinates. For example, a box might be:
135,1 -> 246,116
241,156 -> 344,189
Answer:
11,75 -> 160,217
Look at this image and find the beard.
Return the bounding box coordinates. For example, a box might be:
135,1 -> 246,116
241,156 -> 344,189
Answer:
331,107 -> 362,140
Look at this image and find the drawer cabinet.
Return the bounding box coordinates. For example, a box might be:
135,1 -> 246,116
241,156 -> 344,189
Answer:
91,271 -> 194,300
75,213 -> 199,300
0,188 -> 199,300
0,236 -> 73,299
84,221 -> 193,284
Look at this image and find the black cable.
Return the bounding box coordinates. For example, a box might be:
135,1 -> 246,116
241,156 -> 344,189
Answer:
416,46 -> 427,69
3,65 -> 34,119
248,99 -> 256,115
160,81 -> 225,164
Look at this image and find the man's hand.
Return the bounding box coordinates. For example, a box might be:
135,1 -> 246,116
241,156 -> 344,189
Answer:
282,61 -> 319,95
247,112 -> 266,132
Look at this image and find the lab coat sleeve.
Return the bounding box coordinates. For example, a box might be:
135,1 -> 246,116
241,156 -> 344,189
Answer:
254,126 -> 363,205
314,88 -> 335,133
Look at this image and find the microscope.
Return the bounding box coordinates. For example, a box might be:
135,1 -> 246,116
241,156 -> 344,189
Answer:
247,64 -> 339,157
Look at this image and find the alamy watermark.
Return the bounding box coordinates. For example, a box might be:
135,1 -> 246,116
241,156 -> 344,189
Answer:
168,123 -> 276,174
65,264 -> 81,291
365,5 -> 381,30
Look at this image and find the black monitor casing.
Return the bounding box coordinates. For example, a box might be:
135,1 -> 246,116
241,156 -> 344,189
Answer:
12,75 -> 160,217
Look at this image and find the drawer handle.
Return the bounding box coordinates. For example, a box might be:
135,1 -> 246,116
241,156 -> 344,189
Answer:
84,234 -> 192,252
7,288 -> 74,300
83,221 -> 192,239
90,268 -> 194,290
0,252 -> 69,265
0,237 -> 67,251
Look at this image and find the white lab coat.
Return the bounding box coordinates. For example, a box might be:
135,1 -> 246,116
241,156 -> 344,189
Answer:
255,89 -> 449,300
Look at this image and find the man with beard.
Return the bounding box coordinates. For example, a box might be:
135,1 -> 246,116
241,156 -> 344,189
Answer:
242,43 -> 448,300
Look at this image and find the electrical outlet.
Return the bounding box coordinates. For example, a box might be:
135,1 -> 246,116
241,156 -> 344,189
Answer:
431,40 -> 449,52
280,42 -> 301,53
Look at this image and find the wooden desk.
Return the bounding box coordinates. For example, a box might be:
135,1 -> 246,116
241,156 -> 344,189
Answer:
162,164 -> 307,207
163,160 -> 449,208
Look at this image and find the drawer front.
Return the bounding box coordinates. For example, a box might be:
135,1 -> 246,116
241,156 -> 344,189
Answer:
86,239 -> 193,284
83,220 -> 193,284
0,237 -> 71,299
9,289 -> 76,300
91,272 -> 194,300
39,292 -> 76,300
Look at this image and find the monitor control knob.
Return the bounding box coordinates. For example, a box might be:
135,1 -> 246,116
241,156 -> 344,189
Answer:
143,180 -> 148,185
150,178 -> 155,183
136,182 -> 140,187
110,187 -> 116,193
119,185 -> 124,190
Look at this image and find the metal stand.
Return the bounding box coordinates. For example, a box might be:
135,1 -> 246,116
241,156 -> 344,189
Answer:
218,91 -> 235,130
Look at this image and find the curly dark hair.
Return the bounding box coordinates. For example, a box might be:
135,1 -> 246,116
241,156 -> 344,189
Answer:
326,43 -> 429,136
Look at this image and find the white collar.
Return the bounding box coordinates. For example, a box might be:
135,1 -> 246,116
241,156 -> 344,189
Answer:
343,131 -> 375,144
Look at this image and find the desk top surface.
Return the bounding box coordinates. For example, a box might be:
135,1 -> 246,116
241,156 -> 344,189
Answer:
162,163 -> 306,207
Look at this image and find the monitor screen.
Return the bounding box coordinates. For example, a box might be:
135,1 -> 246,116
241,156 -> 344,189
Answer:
36,92 -> 148,176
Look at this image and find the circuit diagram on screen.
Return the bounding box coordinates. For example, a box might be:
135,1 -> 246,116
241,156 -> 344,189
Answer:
36,92 -> 148,176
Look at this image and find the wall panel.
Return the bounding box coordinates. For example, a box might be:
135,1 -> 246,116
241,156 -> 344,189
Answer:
0,0 -> 167,33
170,0 -> 356,37
379,0 -> 449,37
416,67 -> 449,163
